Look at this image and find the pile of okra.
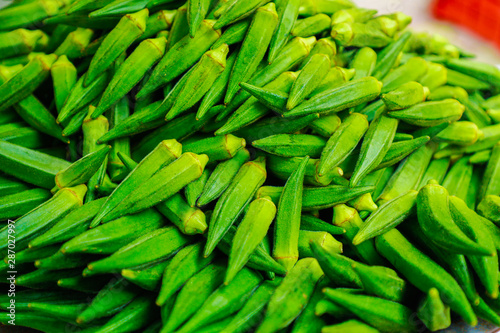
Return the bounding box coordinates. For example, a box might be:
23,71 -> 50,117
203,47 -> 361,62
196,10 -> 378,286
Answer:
3,0 -> 500,332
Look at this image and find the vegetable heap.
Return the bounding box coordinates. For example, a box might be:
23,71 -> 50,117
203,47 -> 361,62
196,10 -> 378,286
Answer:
1,0 -> 500,332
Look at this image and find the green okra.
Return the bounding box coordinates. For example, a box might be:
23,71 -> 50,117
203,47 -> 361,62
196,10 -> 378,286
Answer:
88,0 -> 150,18
349,47 -> 377,80
474,297 -> 500,327
350,115 -> 399,187
184,134 -> 245,162
376,136 -> 430,171
315,298 -> 354,319
446,68 -> 490,91
435,123 -> 500,158
188,0 -> 212,37
104,152 -> 208,222
372,31 -> 411,80
198,51 -> 237,120
224,3 -> 278,104
198,148 -> 250,206
185,168 -> 211,207
378,142 -> 436,203
388,99 -> 464,127
222,36 -> 315,117
0,188 -> 51,221
220,279 -> 281,333
85,226 -> 191,276
61,105 -> 91,137
298,0 -> 354,16
375,229 -> 478,326
50,55 -> 77,114
44,13 -> 121,30
366,16 -> 398,37
29,197 -> 107,249
0,312 -> 83,332
470,150 -> 491,164
211,18 -> 251,50
418,183 -> 492,256
284,77 -> 382,117
138,10 -> 176,42
332,204 -> 386,266
35,250 -> 95,270
487,109 -> 500,123
268,0 -> 300,63
417,288 -> 451,332
165,3 -> 188,50
449,196 -> 499,298
321,320 -> 379,333
446,58 -> 500,88
238,82 -> 290,114
419,62 -> 447,90
311,242 -> 361,288
256,258 -> 324,333
0,29 -> 47,60
27,302 -> 87,322
298,230 -> 343,257
331,21 -> 392,48
107,97 -> 131,182
323,289 -> 418,333
65,0 -> 115,14
54,27 -> 94,59
234,113 -> 319,142
347,192 -> 378,213
382,81 -> 429,110
15,267 -> 82,289
380,57 -> 428,94
331,7 -> 377,25
442,157 -> 473,201
309,114 -> 341,138
354,190 -> 418,245
61,208 -> 165,254
121,259 -> 170,291
213,0 -> 271,30
0,54 -> 56,112
435,121 -> 481,145
478,194 -> 500,225
92,295 -> 157,333
299,37 -> 337,69
175,267 -> 262,333
359,99 -> 385,121
93,37 -> 167,118
53,145 -> 110,192
137,19 -> 221,99
301,214 -> 345,234
319,113 -> 369,178
292,13 -> 331,37
57,70 -> 109,124
479,142 -> 500,203
0,0 -> 67,31
204,157 -> 267,256
228,196 -> 276,283
253,134 -> 327,158
288,53 -> 331,110
466,167 -> 483,209
463,96 -> 492,128
290,279 -> 328,333
92,139 -> 182,226
9,244 -> 60,265
157,243 -> 214,306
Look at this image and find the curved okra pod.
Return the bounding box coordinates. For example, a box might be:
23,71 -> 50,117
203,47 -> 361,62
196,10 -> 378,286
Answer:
284,77 -> 382,117
298,230 -> 343,257
388,99 -> 465,127
268,0 -> 300,63
435,121 -> 482,145
29,197 -> 107,249
92,139 -> 182,226
381,57 -> 428,93
0,188 -> 51,221
446,58 -> 500,88
375,229 -> 477,326
309,114 -> 341,138
288,53 -> 330,110
331,22 -> 392,48
137,10 -> 176,42
137,20 -> 221,99
418,183 -> 492,256
375,136 -> 430,171
292,13 -> 331,38
350,115 -> 398,187
50,55 -> 77,114
319,113 -> 369,177
479,142 -> 500,203
204,157 -> 267,256
442,157 -> 473,201
85,227 -> 191,276
156,243 -> 214,306
213,0 -> 271,30
87,0 -> 150,18
349,47 -> 377,80
184,134 -> 245,162
0,29 -> 47,60
211,18 -> 250,49
53,27 -> 94,59
332,204 -> 386,265
371,31 -> 411,80
0,0 -> 67,31
92,37 -> 167,118
224,3 -> 278,104
227,196 -> 276,283
253,134 -> 326,158
353,190 -> 418,245
104,152 -> 209,222
301,214 -> 346,235
238,82 -> 290,114
121,259 -> 171,291
323,289 -> 418,333
256,258 -> 324,333
176,268 -> 262,333
187,0 -> 212,37
418,158 -> 450,189
382,81 -> 429,110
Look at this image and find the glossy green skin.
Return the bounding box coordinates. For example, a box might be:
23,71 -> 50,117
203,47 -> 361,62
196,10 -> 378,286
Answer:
292,13 -> 331,38
15,268 -> 82,289
137,20 -> 221,99
211,18 -> 250,50
176,268 -> 262,333
441,157 -> 473,201
12,243 -> 59,265
225,3 -> 278,104
54,27 -> 94,59
300,214 -> 345,235
185,168 -> 210,207
375,136 -> 430,171
479,142 -> 500,203
331,22 -> 392,48
57,274 -> 111,294
268,0 -> 300,63
289,279 -> 327,333
61,208 -> 165,255
285,77 -> 382,117
163,262 -> 225,332
253,134 -> 326,158
204,158 -> 267,256
375,229 -> 477,325
50,55 -> 77,113
381,57 -> 428,93
323,289 -> 418,333
447,58 -> 500,88
30,197 -> 107,248
382,81 -> 427,110
89,0 -> 150,18
389,99 -> 464,127
183,134 -> 244,162
478,195 -> 500,224
354,190 -> 418,244
419,63 -> 447,90
350,47 -> 377,80
187,0 -> 211,37
256,258 -> 323,333
35,251 -> 93,270
446,68 -> 490,91
156,243 -> 214,306
0,174 -> 29,196
449,196 -> 499,298
0,0 -> 64,32
0,188 -> 51,221
77,278 -> 137,324
418,158 -> 450,189
122,259 -> 170,291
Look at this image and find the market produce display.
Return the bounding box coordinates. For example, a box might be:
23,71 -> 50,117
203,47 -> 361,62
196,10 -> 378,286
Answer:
2,0 -> 500,332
